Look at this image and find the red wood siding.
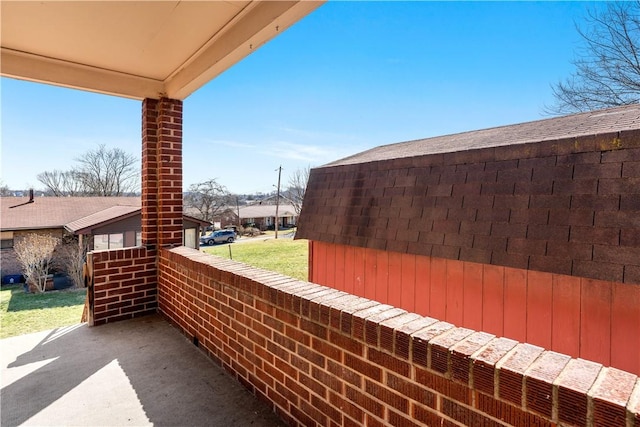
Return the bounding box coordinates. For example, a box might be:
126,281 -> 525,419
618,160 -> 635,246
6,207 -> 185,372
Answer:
309,240 -> 640,375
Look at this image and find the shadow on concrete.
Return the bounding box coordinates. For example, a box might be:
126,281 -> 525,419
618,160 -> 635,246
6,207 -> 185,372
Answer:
1,315 -> 284,426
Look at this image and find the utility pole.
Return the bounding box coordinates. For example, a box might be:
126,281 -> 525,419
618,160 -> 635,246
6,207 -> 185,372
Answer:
275,166 -> 282,239
236,196 -> 241,237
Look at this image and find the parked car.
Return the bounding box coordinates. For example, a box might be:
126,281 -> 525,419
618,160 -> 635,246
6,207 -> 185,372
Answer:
200,230 -> 235,245
223,225 -> 239,235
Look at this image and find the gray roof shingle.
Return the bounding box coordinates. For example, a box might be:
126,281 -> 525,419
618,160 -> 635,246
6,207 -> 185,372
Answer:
1,197 -> 140,231
1,197 -> 208,234
64,205 -> 141,233
238,204 -> 297,218
326,104 -> 640,167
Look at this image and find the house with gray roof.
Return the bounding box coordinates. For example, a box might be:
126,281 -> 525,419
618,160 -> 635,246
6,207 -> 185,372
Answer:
237,203 -> 297,230
1,196 -> 206,277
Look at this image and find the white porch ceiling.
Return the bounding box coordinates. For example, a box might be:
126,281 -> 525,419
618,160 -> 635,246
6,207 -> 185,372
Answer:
0,1 -> 323,100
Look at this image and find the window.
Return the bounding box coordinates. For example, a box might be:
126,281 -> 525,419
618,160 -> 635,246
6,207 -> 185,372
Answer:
184,228 -> 196,249
1,231 -> 14,249
93,233 -> 124,250
135,231 -> 142,247
94,234 -> 109,251
109,233 -> 123,249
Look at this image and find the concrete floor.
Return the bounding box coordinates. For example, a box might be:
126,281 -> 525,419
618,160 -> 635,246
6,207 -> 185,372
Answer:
1,315 -> 285,427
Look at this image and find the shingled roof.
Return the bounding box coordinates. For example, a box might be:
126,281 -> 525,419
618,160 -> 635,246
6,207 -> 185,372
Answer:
1,197 -> 140,231
239,204 -> 297,219
64,205 -> 141,234
1,197 -> 208,235
327,104 -> 640,167
296,104 -> 640,285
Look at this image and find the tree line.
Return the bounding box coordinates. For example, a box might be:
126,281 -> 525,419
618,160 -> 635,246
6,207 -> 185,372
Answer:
183,166 -> 310,224
37,144 -> 139,196
30,142 -> 310,223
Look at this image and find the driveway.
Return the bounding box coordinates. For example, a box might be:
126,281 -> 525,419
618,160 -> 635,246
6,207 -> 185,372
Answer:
1,315 -> 285,427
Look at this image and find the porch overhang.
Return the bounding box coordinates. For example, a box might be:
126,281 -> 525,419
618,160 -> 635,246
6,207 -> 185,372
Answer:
0,1 -> 323,100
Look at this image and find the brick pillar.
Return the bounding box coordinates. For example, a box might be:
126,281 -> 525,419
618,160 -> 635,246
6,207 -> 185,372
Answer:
142,98 -> 183,249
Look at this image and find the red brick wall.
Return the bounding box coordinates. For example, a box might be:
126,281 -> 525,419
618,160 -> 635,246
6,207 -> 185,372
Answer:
309,241 -> 640,376
142,98 -> 183,250
158,247 -> 640,427
1,228 -> 65,275
86,97 -> 183,325
0,248 -> 21,276
88,247 -> 157,326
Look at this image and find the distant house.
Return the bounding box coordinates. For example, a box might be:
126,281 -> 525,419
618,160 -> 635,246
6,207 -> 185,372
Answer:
237,204 -> 297,230
1,196 -> 207,276
183,205 -> 237,231
296,104 -> 640,375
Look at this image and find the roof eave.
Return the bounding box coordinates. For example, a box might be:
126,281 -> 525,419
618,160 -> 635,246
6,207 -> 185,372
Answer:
183,215 -> 210,227
65,210 -> 141,235
0,1 -> 324,100
1,225 -> 65,232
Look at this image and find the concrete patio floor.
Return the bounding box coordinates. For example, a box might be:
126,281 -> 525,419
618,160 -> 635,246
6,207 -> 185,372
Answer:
1,315 -> 285,427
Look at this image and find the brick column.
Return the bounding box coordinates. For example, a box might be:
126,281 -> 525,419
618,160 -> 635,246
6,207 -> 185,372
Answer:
142,98 -> 183,249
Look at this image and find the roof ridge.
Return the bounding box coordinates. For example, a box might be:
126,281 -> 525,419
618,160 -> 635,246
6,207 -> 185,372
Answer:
323,103 -> 640,168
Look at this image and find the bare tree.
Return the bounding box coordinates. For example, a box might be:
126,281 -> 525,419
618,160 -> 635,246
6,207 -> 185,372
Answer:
286,166 -> 311,216
184,179 -> 233,224
76,144 -> 139,195
14,233 -> 60,293
37,144 -> 139,196
37,170 -> 84,196
0,180 -> 11,196
547,2 -> 640,114
54,236 -> 90,289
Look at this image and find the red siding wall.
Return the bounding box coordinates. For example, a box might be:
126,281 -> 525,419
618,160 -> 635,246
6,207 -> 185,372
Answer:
310,241 -> 640,375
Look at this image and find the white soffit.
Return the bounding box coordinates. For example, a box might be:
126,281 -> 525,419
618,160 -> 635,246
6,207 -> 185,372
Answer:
0,1 -> 323,100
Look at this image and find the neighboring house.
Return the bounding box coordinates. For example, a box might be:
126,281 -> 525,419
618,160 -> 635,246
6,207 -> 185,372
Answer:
1,196 -> 207,276
179,203 -> 298,233
237,204 -> 297,230
183,205 -> 237,231
296,104 -> 640,375
64,206 -> 207,250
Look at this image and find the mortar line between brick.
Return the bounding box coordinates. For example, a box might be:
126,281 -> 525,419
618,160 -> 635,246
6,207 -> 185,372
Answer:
627,379 -> 640,427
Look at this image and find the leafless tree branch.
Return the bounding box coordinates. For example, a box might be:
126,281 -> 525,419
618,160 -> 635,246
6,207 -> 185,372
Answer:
546,2 -> 640,114
37,144 -> 139,196
184,179 -> 233,224
286,166 -> 311,216
14,234 -> 60,293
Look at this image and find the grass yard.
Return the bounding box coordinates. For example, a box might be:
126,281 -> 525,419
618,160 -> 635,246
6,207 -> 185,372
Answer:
0,285 -> 87,339
203,238 -> 309,281
1,237 -> 306,339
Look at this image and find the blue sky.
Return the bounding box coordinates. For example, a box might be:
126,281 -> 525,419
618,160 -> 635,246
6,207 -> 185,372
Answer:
1,2 -> 598,194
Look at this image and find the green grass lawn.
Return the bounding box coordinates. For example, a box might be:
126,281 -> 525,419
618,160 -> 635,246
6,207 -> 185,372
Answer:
1,238 -> 305,339
203,238 -> 309,281
0,285 -> 87,339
